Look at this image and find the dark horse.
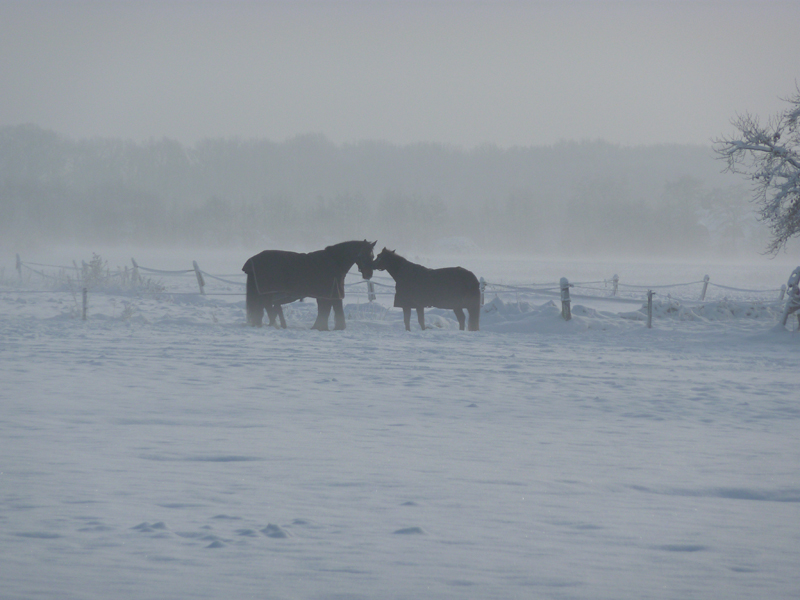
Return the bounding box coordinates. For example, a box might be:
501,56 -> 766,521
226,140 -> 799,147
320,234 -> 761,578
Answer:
372,248 -> 480,331
243,240 -> 376,330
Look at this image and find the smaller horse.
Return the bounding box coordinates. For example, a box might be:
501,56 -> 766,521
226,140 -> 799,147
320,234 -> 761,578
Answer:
372,248 -> 480,331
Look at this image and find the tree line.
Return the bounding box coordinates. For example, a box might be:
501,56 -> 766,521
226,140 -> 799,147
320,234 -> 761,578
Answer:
1,124 -> 764,256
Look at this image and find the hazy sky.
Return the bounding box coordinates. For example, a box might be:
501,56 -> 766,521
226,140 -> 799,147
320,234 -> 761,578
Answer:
2,0 -> 798,149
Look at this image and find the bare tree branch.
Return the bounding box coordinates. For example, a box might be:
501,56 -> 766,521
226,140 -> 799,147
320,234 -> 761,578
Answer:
713,87 -> 800,254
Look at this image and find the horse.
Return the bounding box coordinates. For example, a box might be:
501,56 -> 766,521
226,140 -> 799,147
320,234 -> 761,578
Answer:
242,240 -> 376,330
372,248 -> 480,331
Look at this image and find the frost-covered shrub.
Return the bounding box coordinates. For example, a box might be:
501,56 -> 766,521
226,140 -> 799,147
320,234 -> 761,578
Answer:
57,253 -> 165,295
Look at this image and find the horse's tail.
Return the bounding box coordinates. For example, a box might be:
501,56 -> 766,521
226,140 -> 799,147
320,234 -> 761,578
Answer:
465,272 -> 481,331
243,260 -> 264,327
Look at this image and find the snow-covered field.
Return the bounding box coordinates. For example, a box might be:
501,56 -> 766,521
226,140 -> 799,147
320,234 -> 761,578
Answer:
2,247 -> 799,600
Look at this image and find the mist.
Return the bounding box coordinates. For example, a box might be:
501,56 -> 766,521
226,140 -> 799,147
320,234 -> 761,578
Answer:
3,1 -> 798,149
2,1 -> 799,261
1,124 -> 784,260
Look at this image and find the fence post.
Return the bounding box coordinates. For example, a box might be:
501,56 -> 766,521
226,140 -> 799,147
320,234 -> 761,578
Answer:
480,277 -> 486,306
193,261 -> 205,295
560,277 -> 572,321
780,266 -> 800,328
611,274 -> 619,296
700,275 -> 710,301
82,287 -> 88,321
367,280 -> 376,302
646,290 -> 654,329
131,258 -> 140,285
16,253 -> 22,282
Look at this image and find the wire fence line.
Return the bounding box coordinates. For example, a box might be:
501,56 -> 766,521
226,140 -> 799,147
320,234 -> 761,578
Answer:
137,266 -> 195,275
482,278 -> 788,307
5,254 -> 796,311
5,254 -> 799,330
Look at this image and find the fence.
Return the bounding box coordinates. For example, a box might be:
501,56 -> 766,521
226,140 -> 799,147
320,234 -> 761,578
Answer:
5,254 -> 800,329
479,270 -> 797,329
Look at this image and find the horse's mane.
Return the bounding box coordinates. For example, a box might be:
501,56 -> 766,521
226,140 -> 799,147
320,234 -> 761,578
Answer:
325,240 -> 363,252
324,240 -> 372,260
380,249 -> 429,275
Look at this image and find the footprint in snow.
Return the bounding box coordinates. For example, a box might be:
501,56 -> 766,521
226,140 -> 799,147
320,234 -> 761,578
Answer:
15,532 -> 62,539
393,527 -> 425,535
78,523 -> 113,532
235,528 -> 259,537
132,521 -> 168,533
261,524 -> 289,538
654,544 -> 707,553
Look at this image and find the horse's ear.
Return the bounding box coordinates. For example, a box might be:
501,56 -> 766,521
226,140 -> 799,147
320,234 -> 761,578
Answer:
370,241 -> 377,248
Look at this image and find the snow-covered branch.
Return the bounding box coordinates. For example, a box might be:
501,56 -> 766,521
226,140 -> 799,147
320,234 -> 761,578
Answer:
713,87 -> 800,253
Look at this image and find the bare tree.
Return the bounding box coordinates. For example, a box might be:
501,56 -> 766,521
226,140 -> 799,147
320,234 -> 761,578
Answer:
714,87 -> 800,254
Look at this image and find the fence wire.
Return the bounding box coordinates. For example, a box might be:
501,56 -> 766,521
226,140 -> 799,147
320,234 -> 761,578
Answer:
4,257 -> 794,313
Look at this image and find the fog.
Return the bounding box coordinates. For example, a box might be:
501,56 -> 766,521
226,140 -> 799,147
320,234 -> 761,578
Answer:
2,1 -> 799,260
2,124 -> 791,259
2,1 -> 798,148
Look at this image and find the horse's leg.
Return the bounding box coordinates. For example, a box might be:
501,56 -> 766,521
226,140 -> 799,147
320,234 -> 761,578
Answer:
467,299 -> 480,331
332,298 -> 346,330
454,307 -> 466,330
277,305 -> 287,329
312,299 -> 332,331
417,307 -> 426,330
263,297 -> 279,328
252,301 -> 265,327
402,307 -> 412,331
245,276 -> 264,327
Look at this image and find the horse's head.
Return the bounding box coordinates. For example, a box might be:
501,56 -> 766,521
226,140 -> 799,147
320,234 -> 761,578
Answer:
355,240 -> 377,280
372,247 -> 395,272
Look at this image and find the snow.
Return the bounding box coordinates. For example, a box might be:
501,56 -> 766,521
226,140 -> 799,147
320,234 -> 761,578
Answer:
1,248 -> 799,600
